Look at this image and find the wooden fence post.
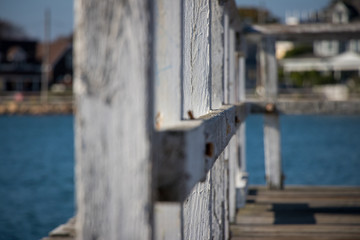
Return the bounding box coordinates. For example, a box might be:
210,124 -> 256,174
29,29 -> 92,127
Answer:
259,36 -> 283,189
74,0 -> 243,239
153,1 -> 183,239
236,35 -> 248,209
74,0 -> 154,239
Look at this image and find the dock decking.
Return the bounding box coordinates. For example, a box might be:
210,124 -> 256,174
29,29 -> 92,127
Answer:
231,186 -> 360,240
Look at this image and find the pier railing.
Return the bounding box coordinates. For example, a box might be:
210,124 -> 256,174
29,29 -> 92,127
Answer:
73,0 -> 247,239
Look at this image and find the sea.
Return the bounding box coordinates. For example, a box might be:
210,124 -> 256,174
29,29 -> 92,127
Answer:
0,115 -> 359,240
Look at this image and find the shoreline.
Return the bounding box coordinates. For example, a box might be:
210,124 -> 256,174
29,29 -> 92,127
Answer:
0,102 -> 73,115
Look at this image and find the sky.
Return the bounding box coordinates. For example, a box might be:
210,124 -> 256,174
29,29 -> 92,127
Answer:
236,0 -> 331,21
0,0 -> 331,41
0,0 -> 74,41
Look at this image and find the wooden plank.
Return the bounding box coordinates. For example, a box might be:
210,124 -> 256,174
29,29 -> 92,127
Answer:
235,37 -> 248,210
154,0 -> 182,128
223,11 -> 229,104
74,0 -> 154,239
231,186 -> 360,240
249,100 -> 360,115
154,203 -> 182,240
228,28 -> 236,104
210,152 -> 227,240
235,123 -> 248,209
229,135 -> 238,223
232,237 -> 360,240
232,225 -> 360,235
156,104 -> 247,201
210,0 -> 224,109
183,168 -> 212,239
236,213 -> 360,225
183,0 -> 211,118
264,114 -> 283,189
257,35 -> 283,190
258,37 -> 277,101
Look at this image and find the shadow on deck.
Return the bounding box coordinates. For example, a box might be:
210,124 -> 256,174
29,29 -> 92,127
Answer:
231,186 -> 360,240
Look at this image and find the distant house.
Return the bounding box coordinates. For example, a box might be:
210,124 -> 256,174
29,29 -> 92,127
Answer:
0,36 -> 73,93
314,0 -> 360,57
280,0 -> 360,84
0,40 -> 42,92
37,36 -> 73,88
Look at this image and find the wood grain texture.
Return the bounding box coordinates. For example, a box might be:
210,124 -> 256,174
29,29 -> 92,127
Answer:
157,104 -> 247,201
154,0 -> 182,128
210,0 -> 224,109
183,169 -> 211,239
183,152 -> 229,240
228,29 -> 236,104
228,135 -> 238,223
74,0 -> 153,239
231,186 -> 360,240
223,12 -> 229,104
183,0 -> 211,118
210,153 -> 227,240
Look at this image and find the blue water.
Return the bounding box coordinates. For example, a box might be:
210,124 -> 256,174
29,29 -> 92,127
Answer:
246,115 -> 360,186
0,116 -> 74,240
0,115 -> 359,239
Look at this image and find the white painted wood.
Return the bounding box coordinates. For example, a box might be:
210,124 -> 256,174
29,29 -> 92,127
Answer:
210,0 -> 224,109
258,35 -> 283,189
264,114 -> 283,189
236,39 -> 248,209
73,0 -> 244,239
155,203 -> 182,240
154,0 -> 182,129
74,0 -> 153,239
183,0 -> 211,118
156,120 -> 204,201
157,104 -> 247,201
183,169 -> 211,239
236,123 -> 248,209
223,145 -> 230,240
210,153 -> 227,240
238,53 -> 246,102
228,135 -> 237,223
259,36 -> 278,101
183,152 -> 229,240
229,29 -> 236,104
223,12 -> 229,104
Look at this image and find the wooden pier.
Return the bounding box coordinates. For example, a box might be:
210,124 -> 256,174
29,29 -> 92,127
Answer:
231,186 -> 360,240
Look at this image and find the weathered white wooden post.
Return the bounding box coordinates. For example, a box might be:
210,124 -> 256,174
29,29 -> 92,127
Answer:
153,0 -> 183,239
74,0 -> 244,239
74,0 -> 154,239
259,36 -> 283,189
236,37 -> 248,209
225,6 -> 248,223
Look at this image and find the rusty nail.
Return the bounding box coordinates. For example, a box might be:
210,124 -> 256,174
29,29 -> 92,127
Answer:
187,110 -> 195,120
